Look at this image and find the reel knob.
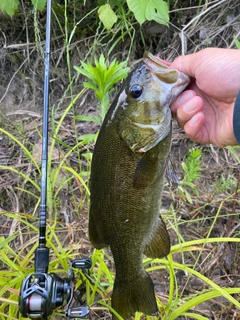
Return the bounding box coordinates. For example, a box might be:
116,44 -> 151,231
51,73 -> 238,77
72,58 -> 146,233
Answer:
66,306 -> 89,319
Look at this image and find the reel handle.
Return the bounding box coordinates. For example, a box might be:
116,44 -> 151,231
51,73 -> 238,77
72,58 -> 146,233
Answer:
67,306 -> 90,318
71,258 -> 92,270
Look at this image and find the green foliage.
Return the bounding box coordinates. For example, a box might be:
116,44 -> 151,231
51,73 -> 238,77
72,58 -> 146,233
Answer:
227,145 -> 240,164
31,0 -> 47,11
1,212 -> 240,319
74,55 -> 130,122
179,147 -> 202,203
213,172 -> 238,195
98,0 -> 169,30
234,35 -> 240,49
0,0 -> 19,16
1,0 -> 170,30
0,0 -> 46,16
182,148 -> 202,183
126,0 -> 169,26
1,1 -> 239,319
98,4 -> 118,30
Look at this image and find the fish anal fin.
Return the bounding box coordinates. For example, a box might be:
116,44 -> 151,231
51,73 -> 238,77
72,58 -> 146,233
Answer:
144,216 -> 170,258
112,271 -> 158,320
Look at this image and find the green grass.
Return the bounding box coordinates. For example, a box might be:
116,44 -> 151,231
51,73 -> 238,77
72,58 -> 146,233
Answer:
1,54 -> 240,319
1,222 -> 240,319
1,93 -> 240,320
1,1 -> 240,319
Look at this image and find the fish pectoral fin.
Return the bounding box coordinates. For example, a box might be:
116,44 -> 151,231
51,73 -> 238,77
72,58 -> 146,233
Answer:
89,209 -> 108,249
144,216 -> 170,258
112,272 -> 158,320
133,149 -> 160,189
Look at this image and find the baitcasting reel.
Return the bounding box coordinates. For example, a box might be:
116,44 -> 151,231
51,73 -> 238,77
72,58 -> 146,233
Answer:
19,253 -> 92,319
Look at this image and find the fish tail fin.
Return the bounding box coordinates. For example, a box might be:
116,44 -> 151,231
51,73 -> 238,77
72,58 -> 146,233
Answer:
112,271 -> 158,320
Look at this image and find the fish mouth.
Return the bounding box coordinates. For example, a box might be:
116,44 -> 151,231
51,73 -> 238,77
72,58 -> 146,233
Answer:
144,51 -> 170,70
143,51 -> 191,96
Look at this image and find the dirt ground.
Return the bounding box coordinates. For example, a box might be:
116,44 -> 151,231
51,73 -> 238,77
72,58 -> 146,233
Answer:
0,0 -> 240,319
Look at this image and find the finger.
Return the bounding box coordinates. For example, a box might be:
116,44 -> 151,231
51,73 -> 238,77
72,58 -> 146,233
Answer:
170,54 -> 198,78
178,96 -> 203,128
184,112 -> 206,143
171,90 -> 197,114
180,96 -> 203,126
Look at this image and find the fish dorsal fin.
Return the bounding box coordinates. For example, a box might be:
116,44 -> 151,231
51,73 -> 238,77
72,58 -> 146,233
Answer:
144,216 -> 170,258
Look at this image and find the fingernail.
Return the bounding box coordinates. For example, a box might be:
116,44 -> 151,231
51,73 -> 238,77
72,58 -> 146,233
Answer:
178,90 -> 195,105
183,97 -> 198,113
188,113 -> 200,125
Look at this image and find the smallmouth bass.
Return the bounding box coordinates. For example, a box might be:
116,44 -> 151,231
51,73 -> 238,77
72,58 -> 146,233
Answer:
89,52 -> 190,319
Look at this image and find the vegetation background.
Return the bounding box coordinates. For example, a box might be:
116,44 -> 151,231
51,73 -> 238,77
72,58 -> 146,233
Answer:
0,0 -> 239,319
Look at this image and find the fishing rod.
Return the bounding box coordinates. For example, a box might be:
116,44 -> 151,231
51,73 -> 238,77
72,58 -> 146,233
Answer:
18,0 -> 91,318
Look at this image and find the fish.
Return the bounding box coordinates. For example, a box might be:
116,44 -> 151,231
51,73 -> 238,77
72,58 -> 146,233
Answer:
89,52 -> 190,319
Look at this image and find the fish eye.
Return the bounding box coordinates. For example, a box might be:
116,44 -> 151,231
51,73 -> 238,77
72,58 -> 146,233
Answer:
130,85 -> 143,98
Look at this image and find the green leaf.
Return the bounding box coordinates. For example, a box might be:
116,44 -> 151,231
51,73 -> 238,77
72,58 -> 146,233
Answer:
234,35 -> 240,49
182,313 -> 209,320
0,0 -> 19,16
74,115 -> 101,125
81,153 -> 92,161
184,190 -> 193,204
83,81 -> 98,92
31,0 -> 46,11
127,0 -> 169,26
79,133 -> 98,144
98,4 -> 118,30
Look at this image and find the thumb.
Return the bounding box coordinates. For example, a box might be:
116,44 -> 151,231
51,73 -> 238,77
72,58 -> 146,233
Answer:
170,54 -> 197,78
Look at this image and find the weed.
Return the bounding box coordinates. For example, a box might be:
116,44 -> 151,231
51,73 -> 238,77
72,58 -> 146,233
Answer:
213,172 -> 237,195
178,147 -> 202,203
227,145 -> 240,164
74,54 -> 130,123
234,35 -> 240,49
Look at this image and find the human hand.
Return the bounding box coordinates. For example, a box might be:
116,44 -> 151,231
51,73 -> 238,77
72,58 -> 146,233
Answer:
169,48 -> 240,147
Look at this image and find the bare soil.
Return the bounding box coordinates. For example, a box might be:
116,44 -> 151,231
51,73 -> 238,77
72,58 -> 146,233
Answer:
0,1 -> 240,319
